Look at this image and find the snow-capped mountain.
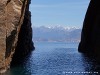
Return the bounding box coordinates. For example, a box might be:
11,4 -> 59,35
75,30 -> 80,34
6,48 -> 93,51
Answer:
32,26 -> 82,42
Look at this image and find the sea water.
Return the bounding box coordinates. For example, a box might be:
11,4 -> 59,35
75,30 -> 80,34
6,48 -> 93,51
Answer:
5,42 -> 100,75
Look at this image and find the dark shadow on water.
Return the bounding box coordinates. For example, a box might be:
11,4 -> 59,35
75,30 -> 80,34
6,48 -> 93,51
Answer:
4,51 -> 33,75
81,53 -> 100,75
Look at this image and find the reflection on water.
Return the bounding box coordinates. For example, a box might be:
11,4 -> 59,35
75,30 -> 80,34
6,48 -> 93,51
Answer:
5,42 -> 100,75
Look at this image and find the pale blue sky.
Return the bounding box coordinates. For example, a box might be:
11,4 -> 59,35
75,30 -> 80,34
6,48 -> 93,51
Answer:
30,0 -> 90,27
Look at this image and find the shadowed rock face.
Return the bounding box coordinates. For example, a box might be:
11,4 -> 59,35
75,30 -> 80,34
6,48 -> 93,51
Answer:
0,0 -> 34,73
11,0 -> 35,66
78,0 -> 100,61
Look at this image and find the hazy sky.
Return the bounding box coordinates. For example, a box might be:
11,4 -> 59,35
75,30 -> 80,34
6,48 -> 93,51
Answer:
30,0 -> 90,27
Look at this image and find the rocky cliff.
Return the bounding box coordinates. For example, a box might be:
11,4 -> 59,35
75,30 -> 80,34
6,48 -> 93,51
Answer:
78,0 -> 100,61
0,0 -> 34,73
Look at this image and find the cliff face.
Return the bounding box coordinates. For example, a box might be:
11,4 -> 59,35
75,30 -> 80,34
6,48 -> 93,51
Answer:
0,0 -> 34,73
78,0 -> 100,61
11,0 -> 34,66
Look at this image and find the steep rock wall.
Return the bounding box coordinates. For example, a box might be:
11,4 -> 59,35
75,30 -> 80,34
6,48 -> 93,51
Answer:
11,0 -> 35,65
0,0 -> 34,73
78,0 -> 100,61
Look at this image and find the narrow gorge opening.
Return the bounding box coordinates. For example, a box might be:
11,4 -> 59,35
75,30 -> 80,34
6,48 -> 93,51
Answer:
1,0 -> 100,74
8,0 -> 100,75
30,0 -> 90,47
25,0 -> 98,75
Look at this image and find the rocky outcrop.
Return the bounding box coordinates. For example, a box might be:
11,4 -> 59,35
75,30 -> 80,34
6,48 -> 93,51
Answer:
11,0 -> 35,66
78,0 -> 100,61
0,0 -> 34,73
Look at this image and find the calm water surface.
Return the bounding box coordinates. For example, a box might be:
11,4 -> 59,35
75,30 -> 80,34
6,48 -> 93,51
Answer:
5,42 -> 100,75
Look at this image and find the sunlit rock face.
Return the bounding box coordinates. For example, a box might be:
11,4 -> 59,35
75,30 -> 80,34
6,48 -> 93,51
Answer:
0,0 -> 34,73
78,0 -> 100,61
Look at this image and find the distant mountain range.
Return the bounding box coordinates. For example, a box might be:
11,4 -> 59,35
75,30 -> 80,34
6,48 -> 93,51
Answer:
32,26 -> 82,43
